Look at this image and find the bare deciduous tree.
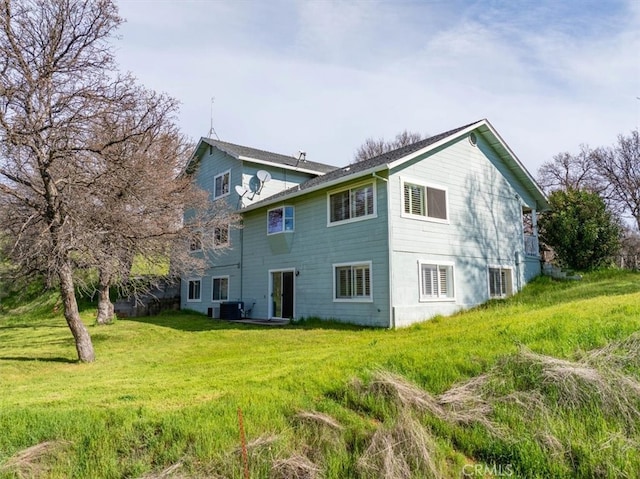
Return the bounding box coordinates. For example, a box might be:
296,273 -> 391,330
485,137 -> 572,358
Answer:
537,130 -> 640,230
0,0 -> 234,360
0,0 -> 126,362
591,130 -> 640,230
537,146 -> 601,194
353,130 -> 424,163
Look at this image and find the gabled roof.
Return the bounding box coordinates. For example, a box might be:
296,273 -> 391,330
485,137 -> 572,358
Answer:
242,119 -> 548,212
186,138 -> 337,176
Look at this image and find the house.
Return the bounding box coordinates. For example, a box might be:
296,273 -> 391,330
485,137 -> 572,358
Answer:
181,119 -> 548,327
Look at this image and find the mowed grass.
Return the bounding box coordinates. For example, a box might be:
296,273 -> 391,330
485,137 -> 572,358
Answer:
1,270 -> 640,477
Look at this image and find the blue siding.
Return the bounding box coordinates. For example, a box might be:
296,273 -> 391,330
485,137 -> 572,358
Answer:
241,178 -> 390,326
388,134 -> 534,326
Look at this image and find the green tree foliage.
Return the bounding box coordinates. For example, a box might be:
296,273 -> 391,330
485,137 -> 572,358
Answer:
539,189 -> 621,270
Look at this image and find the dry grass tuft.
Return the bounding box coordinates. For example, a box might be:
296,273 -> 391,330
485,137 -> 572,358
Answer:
357,412 -> 442,479
518,348 -> 640,422
368,371 -> 446,418
245,433 -> 280,451
0,440 -> 71,478
271,454 -> 321,479
295,411 -> 343,431
138,461 -> 186,479
587,331 -> 640,370
437,373 -> 503,435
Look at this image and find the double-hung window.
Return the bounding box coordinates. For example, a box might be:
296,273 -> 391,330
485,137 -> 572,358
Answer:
402,180 -> 447,221
212,276 -> 229,301
187,279 -> 201,302
489,267 -> 513,298
189,232 -> 202,252
267,206 -> 294,234
214,170 -> 230,199
328,182 -> 375,225
334,262 -> 372,301
419,262 -> 455,301
214,225 -> 229,247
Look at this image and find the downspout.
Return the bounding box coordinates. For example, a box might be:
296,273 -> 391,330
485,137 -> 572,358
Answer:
239,223 -> 244,301
372,171 -> 394,329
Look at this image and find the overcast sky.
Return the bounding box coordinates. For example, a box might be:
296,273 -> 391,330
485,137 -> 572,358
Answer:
114,0 -> 640,176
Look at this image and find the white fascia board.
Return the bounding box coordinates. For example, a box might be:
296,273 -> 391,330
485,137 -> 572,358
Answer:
387,121 -> 485,170
479,121 -> 549,210
240,164 -> 389,213
237,155 -> 328,176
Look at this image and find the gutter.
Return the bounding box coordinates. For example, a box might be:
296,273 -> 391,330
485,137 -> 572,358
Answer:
240,164 -> 391,213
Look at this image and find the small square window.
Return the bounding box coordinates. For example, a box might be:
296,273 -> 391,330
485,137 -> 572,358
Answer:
189,232 -> 202,252
489,267 -> 513,298
268,206 -> 294,234
214,171 -> 230,199
214,225 -> 229,246
187,279 -> 201,302
212,276 -> 229,301
419,262 -> 454,301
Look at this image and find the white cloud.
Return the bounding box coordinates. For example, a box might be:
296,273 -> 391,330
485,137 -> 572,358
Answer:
114,0 -> 640,175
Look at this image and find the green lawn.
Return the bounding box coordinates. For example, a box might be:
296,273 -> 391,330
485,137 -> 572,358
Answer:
1,271 -> 640,478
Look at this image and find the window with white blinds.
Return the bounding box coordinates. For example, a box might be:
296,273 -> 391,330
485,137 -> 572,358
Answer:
328,182 -> 375,224
403,180 -> 447,221
334,262 -> 372,301
489,267 -> 513,298
419,262 -> 454,301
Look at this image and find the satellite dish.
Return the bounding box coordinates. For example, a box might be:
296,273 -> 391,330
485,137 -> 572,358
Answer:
234,185 -> 247,197
256,170 -> 271,183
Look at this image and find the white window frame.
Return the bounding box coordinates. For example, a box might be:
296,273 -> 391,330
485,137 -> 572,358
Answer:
488,265 -> 514,298
187,278 -> 202,302
267,206 -> 295,235
332,261 -> 373,303
211,276 -> 229,302
189,231 -> 203,252
214,224 -> 229,247
400,177 -> 449,223
418,260 -> 455,302
327,181 -> 377,226
214,170 -> 231,199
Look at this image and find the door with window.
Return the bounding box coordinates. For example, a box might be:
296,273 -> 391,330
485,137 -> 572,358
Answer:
270,270 -> 294,319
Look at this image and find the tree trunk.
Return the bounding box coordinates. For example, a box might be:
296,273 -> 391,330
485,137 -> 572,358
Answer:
96,269 -> 114,325
59,261 -> 95,363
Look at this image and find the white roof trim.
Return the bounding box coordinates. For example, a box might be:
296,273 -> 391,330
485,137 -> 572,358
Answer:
387,121 -> 483,169
237,155 -> 327,176
240,165 -> 387,213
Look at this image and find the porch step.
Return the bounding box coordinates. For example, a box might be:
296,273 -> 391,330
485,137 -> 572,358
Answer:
542,263 -> 583,281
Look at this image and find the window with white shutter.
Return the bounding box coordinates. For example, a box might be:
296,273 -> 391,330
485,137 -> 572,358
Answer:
402,179 -> 448,221
419,262 -> 454,301
334,262 -> 372,301
328,182 -> 376,225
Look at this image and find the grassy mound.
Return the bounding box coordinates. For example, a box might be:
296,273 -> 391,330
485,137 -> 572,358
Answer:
1,271 -> 640,477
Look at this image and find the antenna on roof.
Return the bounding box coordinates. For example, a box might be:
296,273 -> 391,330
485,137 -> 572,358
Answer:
208,97 -> 220,140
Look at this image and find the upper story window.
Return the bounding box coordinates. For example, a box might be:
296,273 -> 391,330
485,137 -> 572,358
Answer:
328,182 -> 375,225
268,206 -> 294,234
214,170 -> 230,199
403,180 -> 447,221
189,232 -> 202,252
214,225 -> 229,247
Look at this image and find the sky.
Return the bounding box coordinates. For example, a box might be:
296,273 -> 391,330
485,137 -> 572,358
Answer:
113,0 -> 640,176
